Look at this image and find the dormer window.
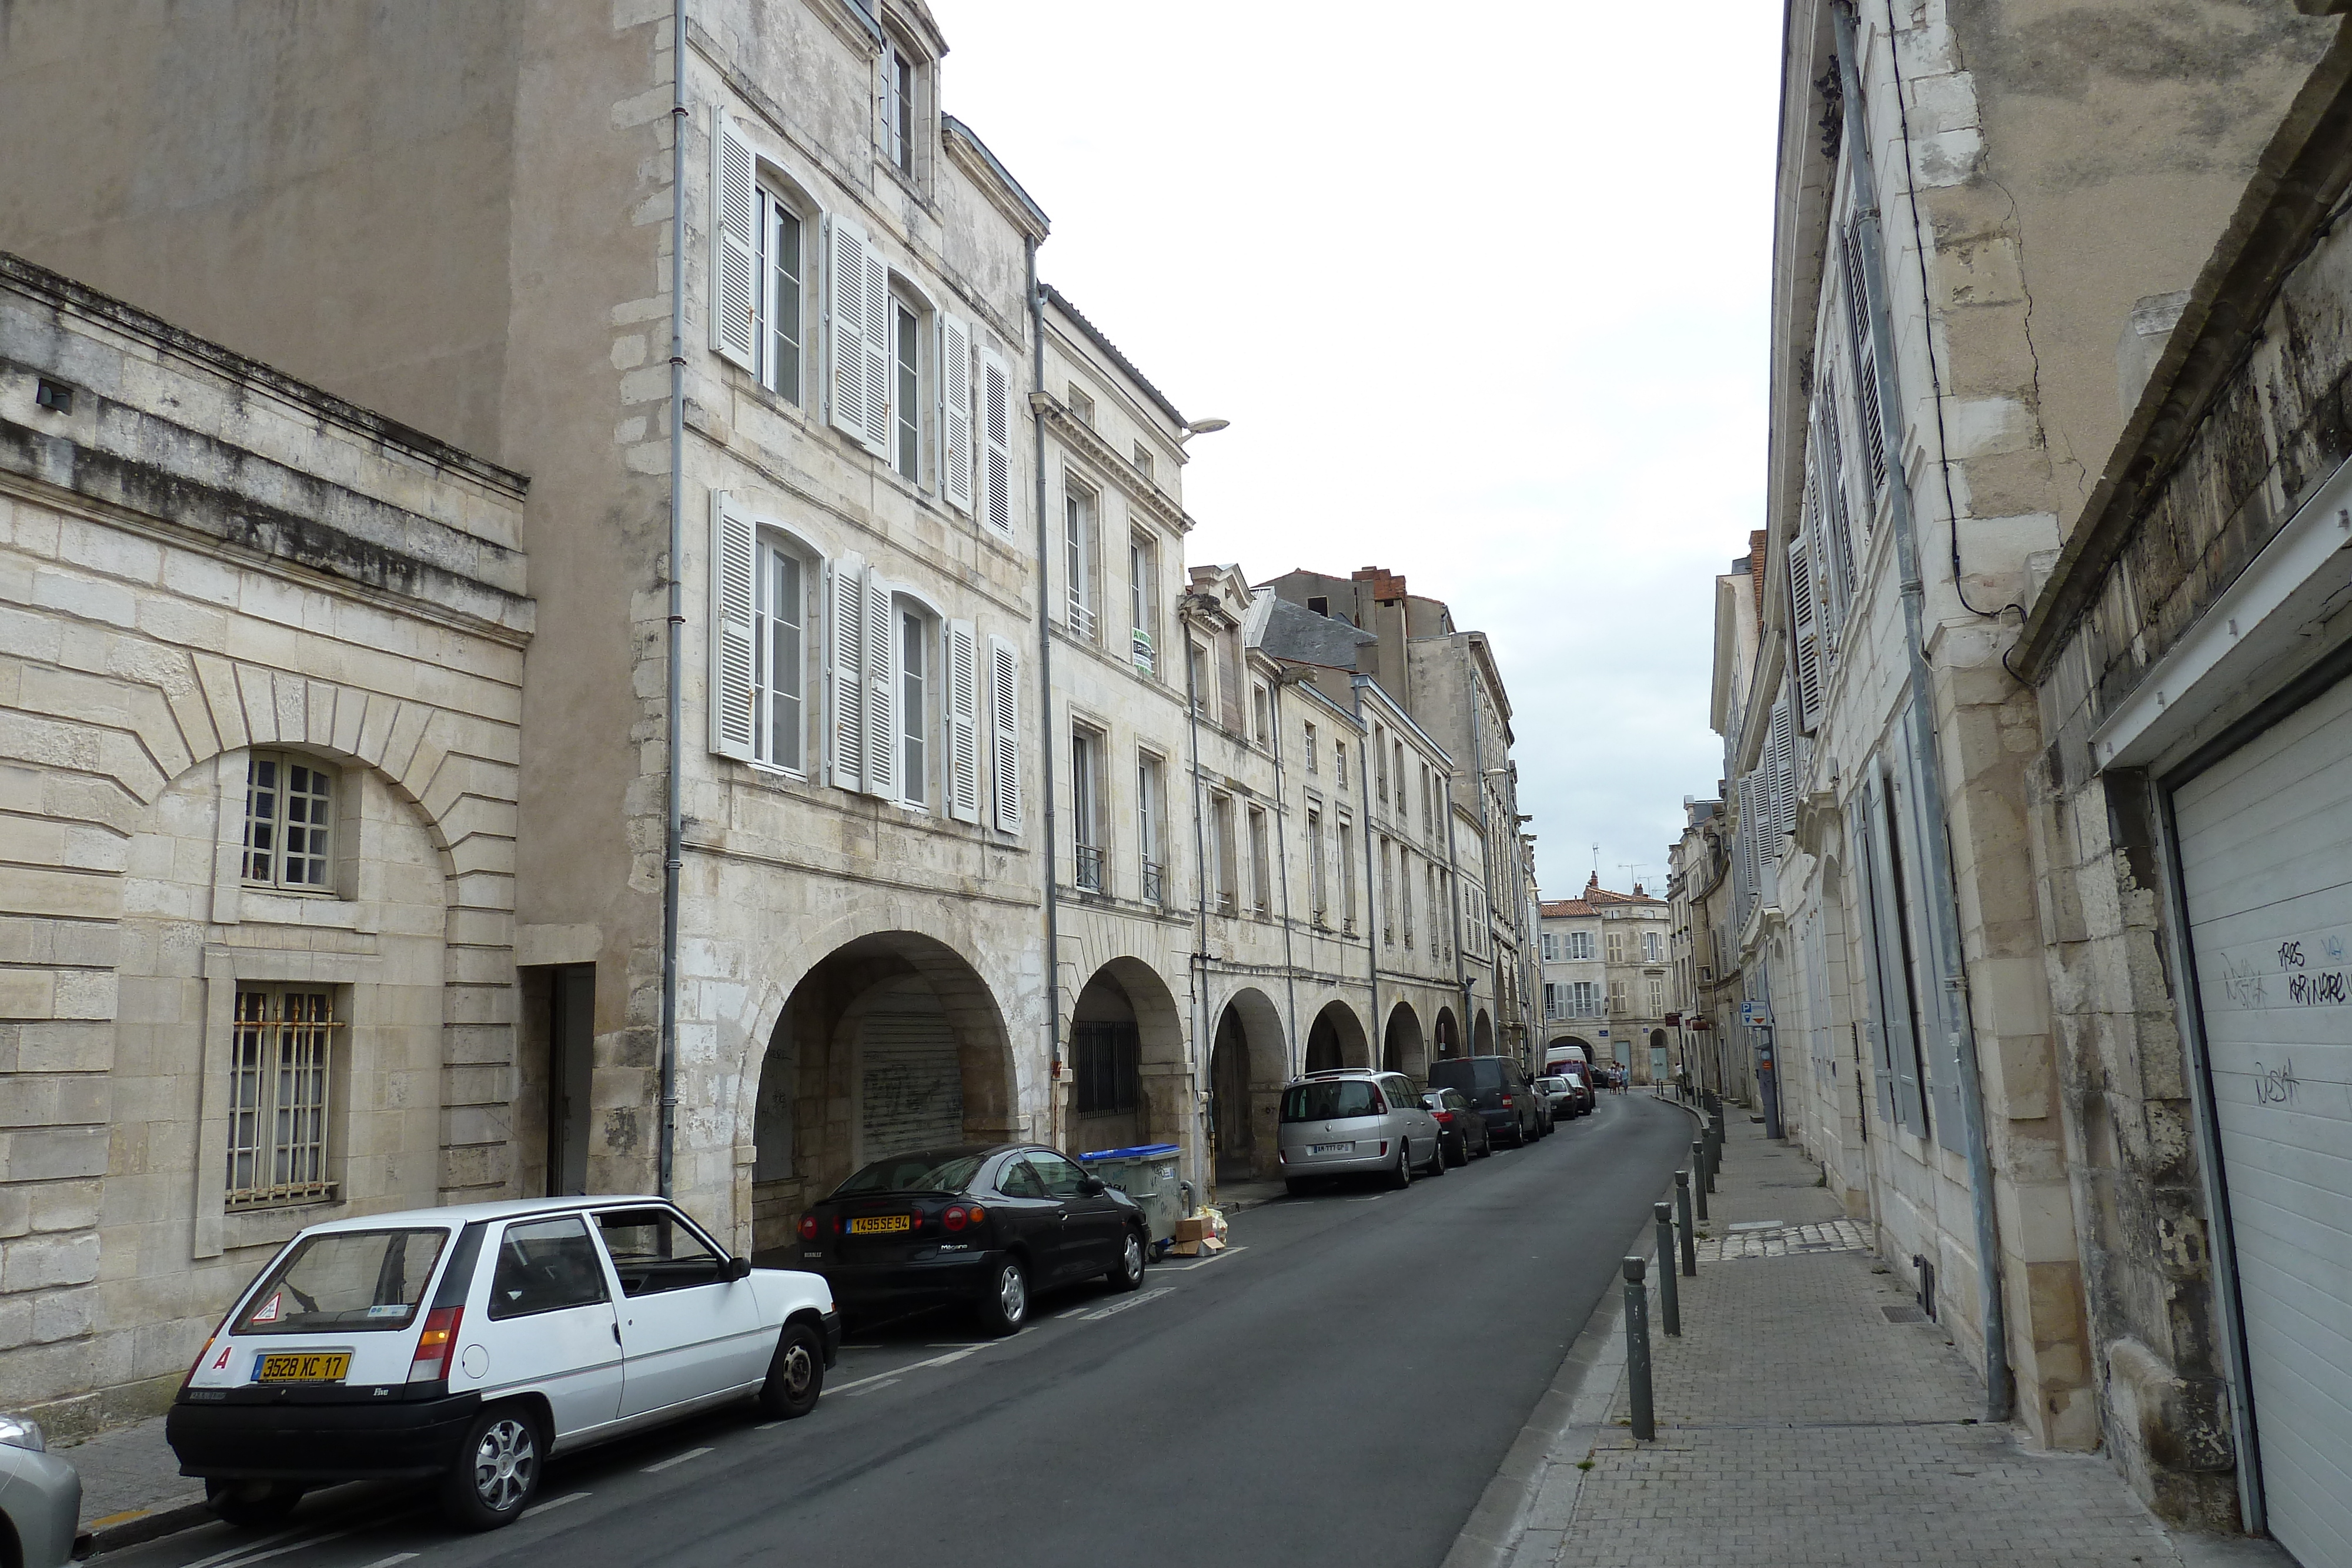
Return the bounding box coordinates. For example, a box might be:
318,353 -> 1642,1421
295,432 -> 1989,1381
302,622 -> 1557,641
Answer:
883,45 -> 915,175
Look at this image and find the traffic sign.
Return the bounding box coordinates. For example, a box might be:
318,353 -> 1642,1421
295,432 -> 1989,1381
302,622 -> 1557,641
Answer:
1739,999 -> 1772,1027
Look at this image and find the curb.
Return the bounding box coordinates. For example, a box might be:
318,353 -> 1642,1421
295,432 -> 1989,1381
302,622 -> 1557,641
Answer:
85,1498 -> 213,1557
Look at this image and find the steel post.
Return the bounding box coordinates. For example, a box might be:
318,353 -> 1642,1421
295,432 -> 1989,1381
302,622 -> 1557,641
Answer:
1690,1141 -> 1709,1222
1623,1256 -> 1654,1440
1653,1203 -> 1681,1336
1674,1169 -> 1698,1276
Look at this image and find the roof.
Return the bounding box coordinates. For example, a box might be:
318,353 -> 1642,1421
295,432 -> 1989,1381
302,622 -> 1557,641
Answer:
1041,283 -> 1187,430
1539,900 -> 1596,918
1253,594 -> 1377,671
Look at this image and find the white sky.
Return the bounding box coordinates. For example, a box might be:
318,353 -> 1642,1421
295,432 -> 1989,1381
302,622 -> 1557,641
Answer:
931,2 -> 1785,900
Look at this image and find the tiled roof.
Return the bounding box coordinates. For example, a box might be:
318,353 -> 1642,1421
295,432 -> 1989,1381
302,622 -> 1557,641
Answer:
1539,900 -> 1595,918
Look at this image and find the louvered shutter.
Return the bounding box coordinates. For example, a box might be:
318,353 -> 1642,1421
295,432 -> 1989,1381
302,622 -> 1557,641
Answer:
828,553 -> 867,791
1843,793 -> 1896,1121
1841,223 -> 1887,496
863,569 -> 897,800
1789,512 -> 1823,733
989,635 -> 1022,833
946,619 -> 980,823
1770,698 -> 1796,838
1859,774 -> 1927,1133
710,108 -> 759,370
707,492 -> 758,760
859,247 -> 893,459
980,349 -> 1014,538
940,315 -> 974,514
828,218 -> 869,442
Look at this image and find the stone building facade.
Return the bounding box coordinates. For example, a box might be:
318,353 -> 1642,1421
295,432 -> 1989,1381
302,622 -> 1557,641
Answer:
0,255 -> 532,1432
1538,878 -> 1676,1083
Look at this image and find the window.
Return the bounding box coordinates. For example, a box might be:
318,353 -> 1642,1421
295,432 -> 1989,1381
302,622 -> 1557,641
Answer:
1248,805 -> 1271,917
1648,977 -> 1665,1013
1336,740 -> 1349,791
1338,818 -> 1357,932
1572,980 -> 1601,1017
1072,727 -> 1104,892
763,195 -> 806,403
1129,534 -> 1158,674
1421,765 -> 1434,838
1307,807 -> 1327,921
1394,741 -> 1408,820
900,607 -> 931,806
1064,486 -> 1098,641
882,45 -> 914,175
1374,726 -> 1388,801
235,1228 -> 445,1335
1400,845 -> 1414,947
1429,865 -> 1446,959
892,297 -> 923,482
1379,837 -> 1395,944
1307,595 -> 1329,617
1252,684 -> 1271,746
1304,721 -> 1318,773
1545,982 -> 1565,1019
1071,1035 -> 1138,1117
595,1208 -> 724,1298
1212,793 -> 1238,914
1188,641 -> 1209,713
1132,442 -> 1154,481
1067,386 -> 1095,427
1643,931 -> 1663,962
1137,753 -> 1165,903
226,988 -> 336,1206
1609,978 -> 1627,1013
1542,932 -> 1559,962
243,752 -> 334,890
489,1216 -> 613,1319
753,539 -> 807,770
1567,930 -> 1595,960
1606,929 -> 1625,963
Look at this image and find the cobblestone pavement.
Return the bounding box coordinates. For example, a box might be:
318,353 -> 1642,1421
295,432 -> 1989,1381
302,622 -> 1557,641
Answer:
1504,1107 -> 2258,1568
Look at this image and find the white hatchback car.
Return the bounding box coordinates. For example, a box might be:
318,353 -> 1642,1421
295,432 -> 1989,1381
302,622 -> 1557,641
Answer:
167,1197 -> 836,1532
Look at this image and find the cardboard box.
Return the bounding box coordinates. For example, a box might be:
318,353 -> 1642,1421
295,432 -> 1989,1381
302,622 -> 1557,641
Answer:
1174,1216 -> 1209,1243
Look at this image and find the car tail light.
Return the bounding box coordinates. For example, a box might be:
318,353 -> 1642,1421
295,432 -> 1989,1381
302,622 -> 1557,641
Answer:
409,1305 -> 462,1383
1378,1141 -> 1388,1156
798,1213 -> 819,1241
1277,1148 -> 1288,1165
1434,1110 -> 1454,1124
181,1336 -> 215,1391
943,1205 -> 968,1232
967,1205 -> 986,1225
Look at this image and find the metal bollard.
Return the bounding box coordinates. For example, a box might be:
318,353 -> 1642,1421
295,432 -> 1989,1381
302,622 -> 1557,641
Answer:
1674,1169 -> 1698,1276
1653,1203 -> 1681,1336
1690,1141 -> 1709,1222
1622,1256 -> 1655,1440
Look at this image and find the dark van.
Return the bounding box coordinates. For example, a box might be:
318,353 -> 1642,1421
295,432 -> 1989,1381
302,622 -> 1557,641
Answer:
1426,1057 -> 1544,1148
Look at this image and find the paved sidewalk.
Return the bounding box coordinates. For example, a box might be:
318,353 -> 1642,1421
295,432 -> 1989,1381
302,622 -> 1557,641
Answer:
48,1412 -> 211,1554
1504,1106 -> 2285,1568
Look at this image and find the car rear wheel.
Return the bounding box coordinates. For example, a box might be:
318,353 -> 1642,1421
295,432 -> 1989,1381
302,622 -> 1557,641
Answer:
1442,1134 -> 1465,1168
1387,1142 -> 1412,1189
439,1405 -> 542,1532
758,1320 -> 826,1419
1421,1139 -> 1446,1177
975,1256 -> 1028,1336
1108,1229 -> 1146,1292
206,1480 -> 305,1529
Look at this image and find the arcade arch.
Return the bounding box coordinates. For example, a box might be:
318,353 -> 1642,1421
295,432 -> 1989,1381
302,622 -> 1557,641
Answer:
1433,1007 -> 1461,1061
1381,1001 -> 1427,1081
1302,1000 -> 1370,1074
1472,1008 -> 1496,1057
1067,959 -> 1188,1158
1208,987 -> 1286,1184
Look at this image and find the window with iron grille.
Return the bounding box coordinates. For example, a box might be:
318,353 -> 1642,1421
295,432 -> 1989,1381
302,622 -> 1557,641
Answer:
227,988 -> 338,1206
243,752 -> 335,890
1073,1022 -> 1138,1114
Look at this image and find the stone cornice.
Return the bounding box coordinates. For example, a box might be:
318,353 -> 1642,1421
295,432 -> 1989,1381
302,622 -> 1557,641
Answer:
1040,398 -> 1196,535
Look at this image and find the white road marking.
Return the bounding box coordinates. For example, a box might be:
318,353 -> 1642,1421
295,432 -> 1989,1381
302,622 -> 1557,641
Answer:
1152,1246 -> 1247,1272
842,1378 -> 901,1397
643,1446 -> 714,1473
1080,1286 -> 1174,1321
185,1529 -> 310,1568
523,1492 -> 590,1518
358,1556 -> 420,1568
212,1527 -> 356,1568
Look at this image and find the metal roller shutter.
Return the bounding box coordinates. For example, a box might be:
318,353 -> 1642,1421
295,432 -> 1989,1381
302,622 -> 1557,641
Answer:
858,1001 -> 964,1164
2175,670 -> 2352,1568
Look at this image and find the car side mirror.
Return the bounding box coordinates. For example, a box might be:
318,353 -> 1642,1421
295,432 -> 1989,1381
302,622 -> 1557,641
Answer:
1078,1176 -> 1107,1196
723,1255 -> 753,1282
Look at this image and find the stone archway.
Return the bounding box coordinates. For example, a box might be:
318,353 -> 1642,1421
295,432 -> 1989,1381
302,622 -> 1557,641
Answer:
747,932 -> 1015,1254
1304,1000 -> 1371,1073
1381,1001 -> 1427,1082
1472,1008 -> 1496,1056
1067,958 -> 1188,1159
1434,1007 -> 1462,1061
1210,987 -> 1285,1183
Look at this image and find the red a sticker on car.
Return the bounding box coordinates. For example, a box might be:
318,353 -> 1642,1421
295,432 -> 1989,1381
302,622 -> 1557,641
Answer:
211,1344 -> 232,1369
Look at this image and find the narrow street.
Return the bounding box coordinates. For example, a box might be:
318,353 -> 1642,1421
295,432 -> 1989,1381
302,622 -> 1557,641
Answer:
94,1098 -> 1692,1568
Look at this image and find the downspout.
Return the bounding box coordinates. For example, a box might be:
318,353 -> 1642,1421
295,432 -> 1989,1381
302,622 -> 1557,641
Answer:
1269,674 -> 1302,1076
1462,638 -> 1492,1054
1025,238 -> 1064,1152
1182,609 -> 1213,1186
657,0 -> 687,1198
1442,765 -> 1469,1059
1832,0 -> 2010,1425
1352,678 -> 1379,1065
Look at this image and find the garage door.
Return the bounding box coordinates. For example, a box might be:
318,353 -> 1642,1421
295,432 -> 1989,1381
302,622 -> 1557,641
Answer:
2174,670 -> 2352,1568
858,991 -> 964,1164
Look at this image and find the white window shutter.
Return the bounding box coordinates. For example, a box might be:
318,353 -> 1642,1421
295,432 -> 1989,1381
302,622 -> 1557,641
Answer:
1770,698 -> 1796,839
941,315 -> 974,514
981,349 -> 1014,538
860,248 -> 893,459
946,618 -> 980,822
708,491 -> 757,760
1788,510 -> 1822,734
710,108 -> 759,370
862,569 -> 897,800
990,635 -> 1023,833
827,553 -> 867,791
828,218 -> 870,443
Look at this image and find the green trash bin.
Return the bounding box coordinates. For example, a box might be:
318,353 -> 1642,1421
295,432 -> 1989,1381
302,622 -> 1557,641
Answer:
1075,1142 -> 1184,1247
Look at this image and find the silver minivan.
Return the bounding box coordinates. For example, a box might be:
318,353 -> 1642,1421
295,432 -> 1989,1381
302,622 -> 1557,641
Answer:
1276,1070 -> 1444,1193
168,1197 -> 836,1532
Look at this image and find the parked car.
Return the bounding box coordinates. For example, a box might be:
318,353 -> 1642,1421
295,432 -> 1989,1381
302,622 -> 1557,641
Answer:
1278,1070 -> 1445,1193
1422,1088 -> 1492,1165
1563,1067 -> 1597,1113
1538,1074 -> 1587,1121
794,1144 -> 1148,1338
168,1197 -> 836,1533
1427,1057 -> 1544,1147
0,1413 -> 85,1567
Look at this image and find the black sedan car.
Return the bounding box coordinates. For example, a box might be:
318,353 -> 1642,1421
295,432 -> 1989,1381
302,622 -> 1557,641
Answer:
1423,1088 -> 1492,1165
793,1144 -> 1147,1335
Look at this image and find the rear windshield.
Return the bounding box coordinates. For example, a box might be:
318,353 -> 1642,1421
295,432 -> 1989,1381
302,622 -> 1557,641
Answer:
1281,1081 -> 1382,1122
834,1148 -> 988,1198
233,1228 -> 449,1335
1430,1060 -> 1501,1092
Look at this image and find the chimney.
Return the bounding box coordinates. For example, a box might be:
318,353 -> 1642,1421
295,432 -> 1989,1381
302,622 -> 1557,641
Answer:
1352,565 -> 1408,604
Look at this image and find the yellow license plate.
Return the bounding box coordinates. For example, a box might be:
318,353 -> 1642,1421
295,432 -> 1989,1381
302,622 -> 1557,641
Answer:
257,1352 -> 350,1383
848,1215 -> 911,1235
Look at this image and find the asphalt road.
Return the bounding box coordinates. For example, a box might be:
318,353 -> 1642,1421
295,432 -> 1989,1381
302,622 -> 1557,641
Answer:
104,1092 -> 1695,1568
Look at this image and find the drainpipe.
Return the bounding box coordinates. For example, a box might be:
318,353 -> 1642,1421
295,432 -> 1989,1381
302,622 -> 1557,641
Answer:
1461,638 -> 1492,1054
1833,0 -> 2010,1425
1025,239 -> 1064,1152
1181,604 -> 1214,1191
657,0 -> 688,1199
1352,678 -> 1379,1066
1269,674 -> 1303,1076
1441,763 -> 1471,1059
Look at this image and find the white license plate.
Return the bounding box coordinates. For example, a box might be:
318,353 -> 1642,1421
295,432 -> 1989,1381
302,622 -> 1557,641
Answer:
1310,1142 -> 1355,1155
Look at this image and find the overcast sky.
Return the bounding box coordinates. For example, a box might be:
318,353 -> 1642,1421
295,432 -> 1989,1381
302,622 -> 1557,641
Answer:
933,2 -> 1783,901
